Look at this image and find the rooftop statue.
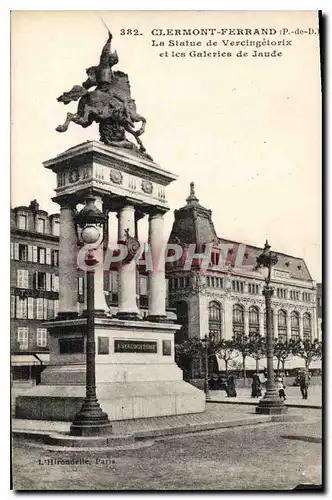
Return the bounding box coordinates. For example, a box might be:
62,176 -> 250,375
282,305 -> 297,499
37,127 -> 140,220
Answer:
56,29 -> 152,160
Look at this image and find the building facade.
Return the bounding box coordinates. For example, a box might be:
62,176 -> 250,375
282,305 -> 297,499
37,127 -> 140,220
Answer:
10,200 -> 175,384
167,184 -> 318,372
10,200 -> 61,384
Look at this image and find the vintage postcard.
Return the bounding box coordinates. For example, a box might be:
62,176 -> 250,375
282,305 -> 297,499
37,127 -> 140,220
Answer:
11,10 -> 322,491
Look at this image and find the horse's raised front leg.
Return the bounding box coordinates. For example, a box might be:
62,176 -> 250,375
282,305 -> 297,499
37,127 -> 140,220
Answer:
56,113 -> 75,132
56,106 -> 96,132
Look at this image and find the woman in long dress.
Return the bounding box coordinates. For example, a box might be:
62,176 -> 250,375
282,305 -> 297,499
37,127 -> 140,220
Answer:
251,373 -> 262,398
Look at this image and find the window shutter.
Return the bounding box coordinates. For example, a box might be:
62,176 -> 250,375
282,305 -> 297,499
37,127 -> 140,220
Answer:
46,273 -> 51,291
43,299 -> 48,320
27,245 -> 32,262
28,297 -> 34,319
10,242 -> 14,259
36,298 -> 43,320
14,243 -> 19,260
11,295 -> 15,318
23,270 -> 29,289
46,247 -> 51,265
32,246 -> 38,263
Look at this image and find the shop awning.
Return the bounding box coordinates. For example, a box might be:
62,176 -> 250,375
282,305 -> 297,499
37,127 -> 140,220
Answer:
34,353 -> 50,364
11,355 -> 40,366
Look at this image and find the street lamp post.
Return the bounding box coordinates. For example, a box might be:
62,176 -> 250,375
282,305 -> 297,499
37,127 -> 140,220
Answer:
255,240 -> 287,415
201,334 -> 214,401
70,197 -> 113,436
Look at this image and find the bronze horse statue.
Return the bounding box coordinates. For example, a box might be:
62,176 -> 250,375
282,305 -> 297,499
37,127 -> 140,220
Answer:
56,32 -> 151,159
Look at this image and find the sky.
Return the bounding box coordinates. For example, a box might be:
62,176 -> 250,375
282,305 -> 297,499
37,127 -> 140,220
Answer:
10,10 -> 322,281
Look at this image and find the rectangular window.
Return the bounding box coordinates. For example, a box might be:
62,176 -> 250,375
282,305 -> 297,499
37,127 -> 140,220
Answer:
17,269 -> 29,288
18,214 -> 27,230
53,220 -> 60,236
37,328 -> 48,347
16,297 -> 28,319
27,297 -> 34,319
17,327 -> 29,349
11,295 -> 15,318
179,277 -> 184,288
19,244 -> 28,261
35,272 -> 46,290
46,248 -> 51,265
10,242 -> 14,259
37,218 -> 45,233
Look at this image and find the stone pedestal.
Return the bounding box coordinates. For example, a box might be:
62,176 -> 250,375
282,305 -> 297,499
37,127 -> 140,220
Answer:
16,142 -> 205,421
16,317 -> 205,421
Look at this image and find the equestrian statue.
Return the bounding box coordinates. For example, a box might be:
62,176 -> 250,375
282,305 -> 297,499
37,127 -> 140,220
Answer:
56,29 -> 152,160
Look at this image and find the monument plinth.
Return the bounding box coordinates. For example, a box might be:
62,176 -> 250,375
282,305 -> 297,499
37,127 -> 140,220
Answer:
16,142 -> 205,421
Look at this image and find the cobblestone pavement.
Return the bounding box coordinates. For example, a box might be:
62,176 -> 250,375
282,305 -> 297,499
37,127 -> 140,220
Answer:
211,385 -> 322,407
12,405 -> 322,491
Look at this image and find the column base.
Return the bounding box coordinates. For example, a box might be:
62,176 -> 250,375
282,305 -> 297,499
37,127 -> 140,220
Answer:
116,311 -> 140,321
255,390 -> 288,415
146,315 -> 168,323
82,309 -> 108,318
70,399 -> 112,436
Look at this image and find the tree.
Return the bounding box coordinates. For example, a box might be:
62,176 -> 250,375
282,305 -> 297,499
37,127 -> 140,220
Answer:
292,338 -> 322,371
248,333 -> 267,373
232,334 -> 252,381
175,337 -> 220,379
273,338 -> 297,374
215,338 -> 239,375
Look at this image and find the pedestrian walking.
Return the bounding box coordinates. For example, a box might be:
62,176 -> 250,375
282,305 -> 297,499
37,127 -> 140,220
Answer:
276,376 -> 286,401
299,370 -> 310,400
251,373 -> 262,398
226,374 -> 237,397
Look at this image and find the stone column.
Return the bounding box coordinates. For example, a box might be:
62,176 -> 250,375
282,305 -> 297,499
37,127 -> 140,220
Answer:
286,311 -> 291,341
224,298 -> 233,339
312,306 -> 318,341
259,310 -> 265,336
58,201 -> 78,318
117,205 -> 139,319
147,211 -> 166,321
244,305 -> 249,336
273,310 -> 278,339
299,312 -> 304,340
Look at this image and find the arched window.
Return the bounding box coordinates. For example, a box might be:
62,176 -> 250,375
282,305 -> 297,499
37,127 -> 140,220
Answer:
175,301 -> 188,342
303,313 -> 312,342
208,301 -> 222,341
233,304 -> 244,340
278,310 -> 287,343
291,311 -> 300,341
249,306 -> 259,335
